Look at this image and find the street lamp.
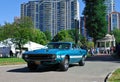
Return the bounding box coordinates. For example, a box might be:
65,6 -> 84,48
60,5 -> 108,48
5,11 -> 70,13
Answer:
74,16 -> 79,45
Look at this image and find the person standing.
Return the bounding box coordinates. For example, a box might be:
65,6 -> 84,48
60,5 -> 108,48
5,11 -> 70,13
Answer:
90,48 -> 95,56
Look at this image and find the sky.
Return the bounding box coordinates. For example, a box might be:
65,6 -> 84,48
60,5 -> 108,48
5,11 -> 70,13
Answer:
0,0 -> 120,25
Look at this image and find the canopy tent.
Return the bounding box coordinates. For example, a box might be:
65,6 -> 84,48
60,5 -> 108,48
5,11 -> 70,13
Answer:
23,41 -> 47,51
96,34 -> 115,54
0,39 -> 46,53
16,41 -> 47,58
0,39 -> 47,57
0,39 -> 16,57
0,39 -> 16,54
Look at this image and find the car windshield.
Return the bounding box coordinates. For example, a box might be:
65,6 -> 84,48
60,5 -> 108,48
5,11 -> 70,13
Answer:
47,43 -> 71,49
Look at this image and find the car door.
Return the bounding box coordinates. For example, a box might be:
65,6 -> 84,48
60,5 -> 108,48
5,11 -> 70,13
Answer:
69,44 -> 82,64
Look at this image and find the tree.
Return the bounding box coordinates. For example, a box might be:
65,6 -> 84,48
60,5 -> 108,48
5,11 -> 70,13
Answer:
15,16 -> 34,28
111,29 -> 120,44
52,29 -> 85,43
80,36 -> 87,46
68,29 -> 75,41
12,24 -> 47,53
0,27 -> 4,41
68,29 -> 84,45
0,17 -> 47,54
11,17 -> 34,53
12,27 -> 30,50
2,23 -> 15,39
30,29 -> 47,45
44,30 -> 52,42
52,30 -> 73,42
83,0 -> 107,43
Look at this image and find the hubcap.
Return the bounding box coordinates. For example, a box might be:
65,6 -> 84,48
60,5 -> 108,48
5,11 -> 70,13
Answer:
64,58 -> 69,68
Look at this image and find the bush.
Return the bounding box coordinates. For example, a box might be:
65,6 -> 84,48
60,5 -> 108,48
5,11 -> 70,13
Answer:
87,41 -> 94,49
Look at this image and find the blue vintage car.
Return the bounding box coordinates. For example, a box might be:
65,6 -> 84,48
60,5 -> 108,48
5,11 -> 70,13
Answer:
22,42 -> 87,71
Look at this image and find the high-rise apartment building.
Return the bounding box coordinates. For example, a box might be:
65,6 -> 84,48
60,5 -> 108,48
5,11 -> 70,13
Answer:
105,0 -> 115,15
108,12 -> 120,32
105,0 -> 120,32
21,0 -> 80,37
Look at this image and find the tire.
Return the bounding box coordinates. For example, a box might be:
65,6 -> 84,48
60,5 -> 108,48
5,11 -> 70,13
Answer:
59,56 -> 69,71
79,56 -> 85,66
27,62 -> 38,71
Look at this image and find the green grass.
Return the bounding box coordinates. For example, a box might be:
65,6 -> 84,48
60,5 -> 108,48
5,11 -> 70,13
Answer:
108,68 -> 120,82
0,58 -> 26,66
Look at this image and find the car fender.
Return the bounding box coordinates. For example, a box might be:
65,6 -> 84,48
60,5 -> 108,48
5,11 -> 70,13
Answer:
59,54 -> 69,62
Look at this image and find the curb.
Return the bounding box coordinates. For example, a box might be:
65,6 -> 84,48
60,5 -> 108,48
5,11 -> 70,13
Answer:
104,69 -> 116,82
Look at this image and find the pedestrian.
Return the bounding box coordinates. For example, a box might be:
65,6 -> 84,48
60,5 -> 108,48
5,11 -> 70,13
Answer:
10,50 -> 13,57
110,46 -> 115,54
96,47 -> 99,55
90,48 -> 94,56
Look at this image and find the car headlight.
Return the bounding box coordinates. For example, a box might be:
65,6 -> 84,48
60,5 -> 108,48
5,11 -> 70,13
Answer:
57,55 -> 60,58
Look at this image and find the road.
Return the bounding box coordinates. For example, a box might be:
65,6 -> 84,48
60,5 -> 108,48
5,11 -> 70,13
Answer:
0,54 -> 120,82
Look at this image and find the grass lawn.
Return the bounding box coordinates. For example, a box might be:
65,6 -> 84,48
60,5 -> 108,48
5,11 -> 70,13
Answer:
108,68 -> 120,82
0,58 -> 26,66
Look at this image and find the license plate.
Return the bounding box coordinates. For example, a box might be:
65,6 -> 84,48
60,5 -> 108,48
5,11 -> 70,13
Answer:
35,61 -> 40,65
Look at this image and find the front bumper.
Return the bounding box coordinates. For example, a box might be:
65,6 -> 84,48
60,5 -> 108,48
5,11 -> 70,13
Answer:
22,54 -> 61,65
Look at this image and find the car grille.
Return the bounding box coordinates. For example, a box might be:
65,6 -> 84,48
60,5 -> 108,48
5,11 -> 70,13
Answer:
27,54 -> 56,61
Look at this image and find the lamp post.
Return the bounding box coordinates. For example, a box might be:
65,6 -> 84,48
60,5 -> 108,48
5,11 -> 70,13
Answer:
74,16 -> 79,45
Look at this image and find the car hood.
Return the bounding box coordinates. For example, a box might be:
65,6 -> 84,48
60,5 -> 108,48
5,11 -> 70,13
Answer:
23,49 -> 66,55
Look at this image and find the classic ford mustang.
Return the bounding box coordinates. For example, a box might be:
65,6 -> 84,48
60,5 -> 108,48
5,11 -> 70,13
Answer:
22,42 -> 87,71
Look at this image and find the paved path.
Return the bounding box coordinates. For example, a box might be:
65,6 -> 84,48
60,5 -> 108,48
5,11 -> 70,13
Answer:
0,54 -> 120,82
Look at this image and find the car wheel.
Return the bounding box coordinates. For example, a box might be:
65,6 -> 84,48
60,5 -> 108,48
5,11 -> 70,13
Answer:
59,56 -> 69,71
27,62 -> 38,71
79,56 -> 85,66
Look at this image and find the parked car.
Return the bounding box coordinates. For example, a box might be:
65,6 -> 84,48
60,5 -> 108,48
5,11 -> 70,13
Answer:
22,42 -> 87,71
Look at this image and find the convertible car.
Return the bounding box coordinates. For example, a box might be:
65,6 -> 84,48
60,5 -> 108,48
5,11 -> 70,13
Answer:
22,42 -> 87,71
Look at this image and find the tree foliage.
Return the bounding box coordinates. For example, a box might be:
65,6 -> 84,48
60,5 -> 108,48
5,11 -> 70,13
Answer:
52,29 -> 84,44
80,35 -> 87,45
30,29 -> 47,45
68,29 -> 86,45
83,0 -> 107,43
44,30 -> 52,41
0,26 -> 4,41
0,17 -> 47,53
52,30 -> 73,42
111,29 -> 120,44
15,16 -> 34,28
67,29 -> 76,41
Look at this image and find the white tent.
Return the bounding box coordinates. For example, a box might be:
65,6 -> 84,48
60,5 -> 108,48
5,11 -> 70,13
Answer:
0,39 -> 46,57
23,41 -> 47,51
0,39 -> 16,57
